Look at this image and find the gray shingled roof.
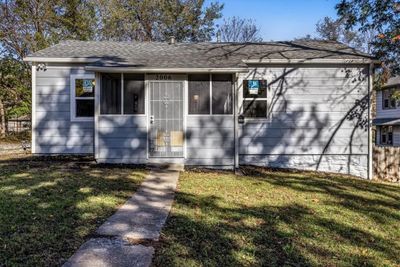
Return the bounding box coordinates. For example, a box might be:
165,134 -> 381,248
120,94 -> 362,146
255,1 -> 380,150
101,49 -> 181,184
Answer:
26,40 -> 373,68
372,118 -> 400,126
383,76 -> 400,88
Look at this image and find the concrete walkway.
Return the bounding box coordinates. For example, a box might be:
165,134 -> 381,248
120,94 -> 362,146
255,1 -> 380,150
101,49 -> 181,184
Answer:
63,167 -> 180,267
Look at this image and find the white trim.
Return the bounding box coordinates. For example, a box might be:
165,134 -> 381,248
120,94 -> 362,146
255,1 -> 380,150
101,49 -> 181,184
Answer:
243,58 -> 378,64
86,66 -> 248,73
184,76 -> 188,159
31,64 -> 36,154
234,73 -> 239,168
70,74 -> 96,122
368,63 -> 374,180
23,57 -> 99,63
94,72 -> 101,160
145,74 -> 149,160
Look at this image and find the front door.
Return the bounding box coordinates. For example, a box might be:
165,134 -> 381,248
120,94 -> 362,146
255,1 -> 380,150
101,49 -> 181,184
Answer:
149,79 -> 184,157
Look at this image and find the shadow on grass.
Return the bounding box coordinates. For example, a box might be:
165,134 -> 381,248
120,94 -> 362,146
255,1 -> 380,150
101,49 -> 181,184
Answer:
0,156 -> 146,266
153,167 -> 400,267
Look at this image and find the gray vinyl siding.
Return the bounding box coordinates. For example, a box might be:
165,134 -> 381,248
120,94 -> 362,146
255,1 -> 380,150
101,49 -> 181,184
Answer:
96,116 -> 147,163
238,66 -> 370,178
185,115 -> 234,166
376,89 -> 400,119
35,66 -> 94,154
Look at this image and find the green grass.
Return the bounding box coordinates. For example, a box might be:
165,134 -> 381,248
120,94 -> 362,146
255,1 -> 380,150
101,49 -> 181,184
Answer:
153,167 -> 400,267
0,156 -> 147,266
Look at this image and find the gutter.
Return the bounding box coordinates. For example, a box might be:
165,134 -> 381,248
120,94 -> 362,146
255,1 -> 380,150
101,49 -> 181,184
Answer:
243,58 -> 380,65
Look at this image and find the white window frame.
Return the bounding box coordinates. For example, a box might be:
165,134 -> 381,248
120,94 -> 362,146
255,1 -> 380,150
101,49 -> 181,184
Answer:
242,79 -> 268,118
382,88 -> 398,110
70,74 -> 95,121
380,126 -> 393,145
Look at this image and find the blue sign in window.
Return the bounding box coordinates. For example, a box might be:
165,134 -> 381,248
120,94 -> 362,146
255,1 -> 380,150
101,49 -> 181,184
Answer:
248,80 -> 260,89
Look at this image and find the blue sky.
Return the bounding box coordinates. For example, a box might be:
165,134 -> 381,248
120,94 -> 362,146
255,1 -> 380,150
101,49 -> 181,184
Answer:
208,0 -> 340,41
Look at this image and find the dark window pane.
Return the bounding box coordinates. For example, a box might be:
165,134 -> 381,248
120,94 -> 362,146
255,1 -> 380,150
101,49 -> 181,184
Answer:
243,80 -> 267,98
212,74 -> 232,114
124,73 -> 145,114
188,74 -> 210,114
76,99 -> 94,117
391,98 -> 396,108
101,73 -> 121,114
243,100 -> 267,117
75,79 -> 95,97
384,99 -> 389,109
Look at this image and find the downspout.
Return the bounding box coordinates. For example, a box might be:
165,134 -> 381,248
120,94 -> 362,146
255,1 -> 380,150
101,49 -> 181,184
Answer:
368,63 -> 374,180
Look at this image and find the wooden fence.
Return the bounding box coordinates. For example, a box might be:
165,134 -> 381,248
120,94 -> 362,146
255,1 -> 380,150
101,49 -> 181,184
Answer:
373,145 -> 400,182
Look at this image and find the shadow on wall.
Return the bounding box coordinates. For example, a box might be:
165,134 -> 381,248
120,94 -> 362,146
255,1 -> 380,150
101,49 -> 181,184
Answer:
34,48 -> 369,177
236,64 -> 369,177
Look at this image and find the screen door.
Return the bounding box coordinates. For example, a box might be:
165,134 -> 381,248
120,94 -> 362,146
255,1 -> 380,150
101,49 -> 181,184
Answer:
149,81 -> 184,157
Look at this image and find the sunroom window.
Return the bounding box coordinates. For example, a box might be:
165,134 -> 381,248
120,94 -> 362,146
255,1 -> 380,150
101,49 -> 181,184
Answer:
100,73 -> 145,115
188,74 -> 233,115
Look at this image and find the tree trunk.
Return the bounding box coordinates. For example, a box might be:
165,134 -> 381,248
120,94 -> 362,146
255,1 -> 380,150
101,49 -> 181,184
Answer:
0,98 -> 6,139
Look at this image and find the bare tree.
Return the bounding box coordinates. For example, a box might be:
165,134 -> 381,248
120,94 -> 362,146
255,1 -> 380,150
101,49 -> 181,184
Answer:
219,16 -> 262,42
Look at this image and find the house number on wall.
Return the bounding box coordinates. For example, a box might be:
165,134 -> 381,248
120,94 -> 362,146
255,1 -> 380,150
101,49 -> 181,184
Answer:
156,74 -> 172,80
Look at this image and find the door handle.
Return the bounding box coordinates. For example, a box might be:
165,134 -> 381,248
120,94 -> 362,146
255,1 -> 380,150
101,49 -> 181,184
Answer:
150,115 -> 154,124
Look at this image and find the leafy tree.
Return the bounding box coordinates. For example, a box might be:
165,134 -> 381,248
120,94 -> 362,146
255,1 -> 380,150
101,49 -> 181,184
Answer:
336,0 -> 400,76
218,16 -> 262,42
93,0 -> 223,42
0,58 -> 30,138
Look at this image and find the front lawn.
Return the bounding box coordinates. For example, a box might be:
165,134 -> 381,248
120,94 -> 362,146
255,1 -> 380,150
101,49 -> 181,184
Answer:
0,157 -> 146,266
153,167 -> 400,267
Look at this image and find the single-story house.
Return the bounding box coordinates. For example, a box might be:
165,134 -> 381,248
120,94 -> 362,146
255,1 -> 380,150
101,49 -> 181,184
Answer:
373,76 -> 400,146
23,39 -> 376,178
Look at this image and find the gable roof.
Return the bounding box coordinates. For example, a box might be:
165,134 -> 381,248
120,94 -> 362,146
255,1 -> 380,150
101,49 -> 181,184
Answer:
24,40 -> 375,69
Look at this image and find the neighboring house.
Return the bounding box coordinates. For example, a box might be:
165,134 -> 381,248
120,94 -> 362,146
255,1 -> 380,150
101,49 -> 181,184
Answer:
23,40 -> 375,178
374,76 -> 400,146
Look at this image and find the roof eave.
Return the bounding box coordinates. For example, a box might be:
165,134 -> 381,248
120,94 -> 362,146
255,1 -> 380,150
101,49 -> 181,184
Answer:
243,58 -> 379,65
23,57 -> 100,63
84,66 -> 248,73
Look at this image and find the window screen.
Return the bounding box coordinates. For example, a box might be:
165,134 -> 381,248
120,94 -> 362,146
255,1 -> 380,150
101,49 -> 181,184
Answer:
188,74 -> 210,114
243,100 -> 267,117
124,73 -> 145,114
212,74 -> 232,114
101,73 -> 121,114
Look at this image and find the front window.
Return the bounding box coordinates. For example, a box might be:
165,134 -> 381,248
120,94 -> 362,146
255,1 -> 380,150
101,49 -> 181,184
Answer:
100,73 -> 145,115
381,126 -> 393,145
188,74 -> 233,115
242,79 -> 268,117
71,75 -> 95,121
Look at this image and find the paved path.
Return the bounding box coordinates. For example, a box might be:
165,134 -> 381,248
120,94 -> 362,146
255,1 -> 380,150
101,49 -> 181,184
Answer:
63,167 -> 180,267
